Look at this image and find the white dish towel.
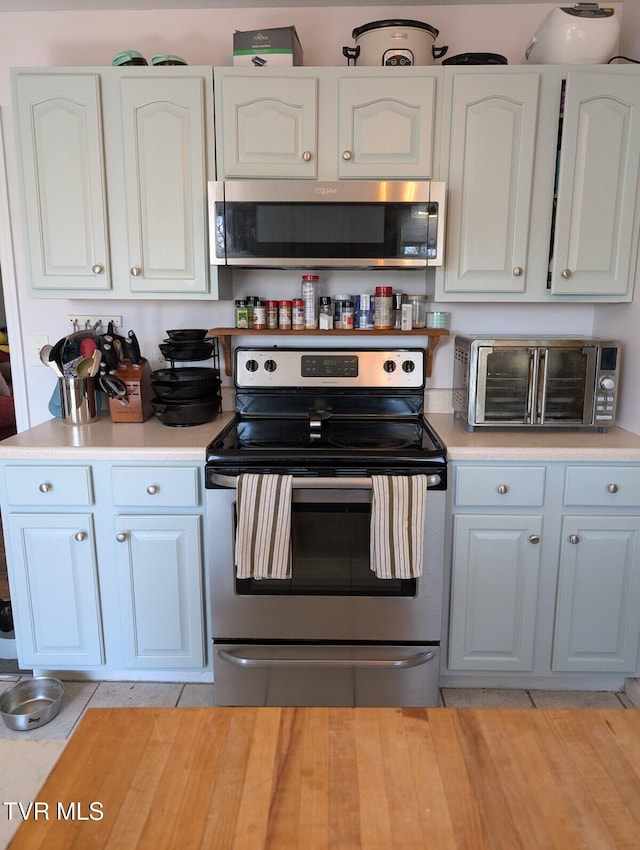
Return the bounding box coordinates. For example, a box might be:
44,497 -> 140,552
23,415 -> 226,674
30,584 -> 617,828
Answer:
235,473 -> 293,579
370,475 -> 428,579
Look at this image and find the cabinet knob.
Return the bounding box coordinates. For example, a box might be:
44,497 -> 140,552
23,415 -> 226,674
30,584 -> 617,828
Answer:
606,483 -> 619,494
568,534 -> 580,544
146,484 -> 159,495
342,150 -> 353,161
528,534 -> 540,545
496,484 -> 509,495
302,151 -> 312,162
130,266 -> 142,277
74,531 -> 87,542
92,264 -> 104,275
116,532 -> 128,543
561,268 -> 573,279
38,482 -> 52,493
513,266 -> 524,277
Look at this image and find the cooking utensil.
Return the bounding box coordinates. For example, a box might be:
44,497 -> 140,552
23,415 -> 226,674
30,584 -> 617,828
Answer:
160,339 -> 215,362
344,19 -> 448,66
127,330 -> 143,364
443,52 -> 508,65
99,373 -> 129,406
0,677 -> 64,731
165,329 -> 208,342
40,343 -> 64,378
75,357 -> 95,379
152,396 -> 221,427
151,366 -> 221,400
88,349 -> 102,378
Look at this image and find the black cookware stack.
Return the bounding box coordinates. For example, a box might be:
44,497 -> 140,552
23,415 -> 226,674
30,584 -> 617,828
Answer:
151,330 -> 222,426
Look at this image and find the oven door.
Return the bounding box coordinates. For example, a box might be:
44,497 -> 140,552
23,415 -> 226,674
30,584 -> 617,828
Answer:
206,474 -> 444,644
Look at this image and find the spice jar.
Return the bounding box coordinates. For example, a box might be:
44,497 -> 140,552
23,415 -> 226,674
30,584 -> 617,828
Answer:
319,296 -> 333,330
266,299 -> 279,329
234,299 -> 249,329
334,294 -> 353,330
279,300 -> 292,330
253,298 -> 266,330
374,286 -> 393,329
301,274 -> 319,330
292,298 -> 305,330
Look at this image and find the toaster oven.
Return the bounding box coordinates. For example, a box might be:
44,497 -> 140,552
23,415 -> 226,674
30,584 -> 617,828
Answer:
452,335 -> 621,431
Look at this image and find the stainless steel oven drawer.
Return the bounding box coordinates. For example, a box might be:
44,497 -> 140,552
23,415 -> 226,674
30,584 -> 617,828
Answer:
213,643 -> 440,707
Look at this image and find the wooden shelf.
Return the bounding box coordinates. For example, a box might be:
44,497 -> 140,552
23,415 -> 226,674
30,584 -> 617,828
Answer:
207,327 -> 450,377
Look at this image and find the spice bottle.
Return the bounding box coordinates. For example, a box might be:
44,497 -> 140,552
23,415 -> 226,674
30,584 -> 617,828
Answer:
292,298 -> 305,330
279,300 -> 292,330
234,299 -> 249,329
301,274 -> 319,330
319,296 -> 333,330
266,299 -> 279,329
374,286 -> 393,329
253,298 -> 266,330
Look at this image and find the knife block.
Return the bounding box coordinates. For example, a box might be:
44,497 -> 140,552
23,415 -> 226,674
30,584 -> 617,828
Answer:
108,360 -> 154,423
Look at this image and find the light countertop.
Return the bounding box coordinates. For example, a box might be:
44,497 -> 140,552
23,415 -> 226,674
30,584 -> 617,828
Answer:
428,413 -> 640,462
1,410 -> 640,463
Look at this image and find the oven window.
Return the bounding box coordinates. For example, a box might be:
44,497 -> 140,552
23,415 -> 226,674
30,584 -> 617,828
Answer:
235,503 -> 416,597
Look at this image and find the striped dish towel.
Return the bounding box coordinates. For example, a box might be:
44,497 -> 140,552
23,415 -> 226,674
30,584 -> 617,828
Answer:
235,473 -> 293,579
370,475 -> 428,579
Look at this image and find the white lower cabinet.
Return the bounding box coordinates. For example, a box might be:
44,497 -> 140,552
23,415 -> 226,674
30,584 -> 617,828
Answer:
7,513 -> 104,667
114,515 -> 204,669
0,460 -> 207,677
445,462 -> 640,684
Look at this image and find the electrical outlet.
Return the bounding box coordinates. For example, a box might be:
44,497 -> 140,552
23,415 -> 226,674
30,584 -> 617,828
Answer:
30,335 -> 49,367
68,315 -> 123,331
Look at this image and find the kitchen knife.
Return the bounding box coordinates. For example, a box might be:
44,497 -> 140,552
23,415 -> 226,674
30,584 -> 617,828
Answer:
127,330 -> 142,365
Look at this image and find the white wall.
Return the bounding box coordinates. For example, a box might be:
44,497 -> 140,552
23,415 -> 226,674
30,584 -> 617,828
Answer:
0,3 -> 629,428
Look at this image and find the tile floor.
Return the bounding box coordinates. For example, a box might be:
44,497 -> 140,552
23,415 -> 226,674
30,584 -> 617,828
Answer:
0,673 -> 636,847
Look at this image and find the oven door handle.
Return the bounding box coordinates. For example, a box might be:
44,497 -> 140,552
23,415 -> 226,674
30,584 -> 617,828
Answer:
209,473 -> 442,490
218,648 -> 435,669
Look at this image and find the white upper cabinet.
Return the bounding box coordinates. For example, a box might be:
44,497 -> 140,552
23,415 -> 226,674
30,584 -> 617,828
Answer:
437,65 -> 640,303
13,73 -> 110,292
439,71 -> 541,296
549,72 -> 640,298
214,67 -> 442,181
216,73 -> 318,178
12,67 -> 231,299
337,73 -> 437,179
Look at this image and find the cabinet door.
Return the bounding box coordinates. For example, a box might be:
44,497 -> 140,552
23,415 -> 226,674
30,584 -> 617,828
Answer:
337,73 -> 438,179
553,515 -> 640,673
114,515 -> 204,668
441,72 -> 540,295
217,74 -> 318,178
119,75 -> 210,294
448,514 -> 542,671
6,513 -> 104,667
550,72 -> 640,298
13,73 -> 110,292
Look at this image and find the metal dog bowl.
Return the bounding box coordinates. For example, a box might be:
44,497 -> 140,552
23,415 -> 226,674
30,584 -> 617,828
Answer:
0,677 -> 64,731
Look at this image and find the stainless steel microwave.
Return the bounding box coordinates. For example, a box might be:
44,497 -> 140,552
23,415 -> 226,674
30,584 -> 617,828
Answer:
208,180 -> 445,269
452,336 -> 621,431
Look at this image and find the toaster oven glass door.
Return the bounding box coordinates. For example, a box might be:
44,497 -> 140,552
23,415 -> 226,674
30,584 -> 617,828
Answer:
476,346 -> 596,426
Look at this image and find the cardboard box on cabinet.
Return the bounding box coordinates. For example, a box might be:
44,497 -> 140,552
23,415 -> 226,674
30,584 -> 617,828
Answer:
233,26 -> 303,66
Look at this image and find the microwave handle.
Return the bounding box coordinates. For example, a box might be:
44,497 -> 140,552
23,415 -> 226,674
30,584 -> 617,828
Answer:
207,181 -> 226,265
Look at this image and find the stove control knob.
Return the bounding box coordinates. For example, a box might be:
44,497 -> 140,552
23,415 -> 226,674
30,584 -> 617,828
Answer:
383,360 -> 396,373
245,359 -> 259,373
264,359 -> 277,373
402,360 -> 416,373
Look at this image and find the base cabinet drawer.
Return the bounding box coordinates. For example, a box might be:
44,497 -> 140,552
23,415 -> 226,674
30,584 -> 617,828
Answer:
564,466 -> 640,507
5,466 -> 93,506
455,465 -> 546,507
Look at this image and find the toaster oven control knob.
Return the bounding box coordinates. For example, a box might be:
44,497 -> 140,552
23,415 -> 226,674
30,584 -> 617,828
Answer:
383,360 -> 396,373
245,359 -> 259,373
402,360 -> 415,373
264,359 -> 277,373
599,376 -> 615,391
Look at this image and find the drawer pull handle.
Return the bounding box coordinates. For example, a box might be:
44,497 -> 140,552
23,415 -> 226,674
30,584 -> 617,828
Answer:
342,150 -> 353,161
92,264 -> 104,275
561,268 -> 572,279
528,534 -> 540,544
130,266 -> 142,277
496,484 -> 509,495
302,151 -> 312,162
513,266 -> 523,277
116,532 -> 128,543
607,483 -> 619,494
74,532 -> 87,542
38,483 -> 52,493
146,485 -> 159,495
568,534 -> 580,545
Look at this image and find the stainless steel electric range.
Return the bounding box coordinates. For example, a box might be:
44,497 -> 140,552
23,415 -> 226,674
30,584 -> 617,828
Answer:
205,347 -> 447,707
